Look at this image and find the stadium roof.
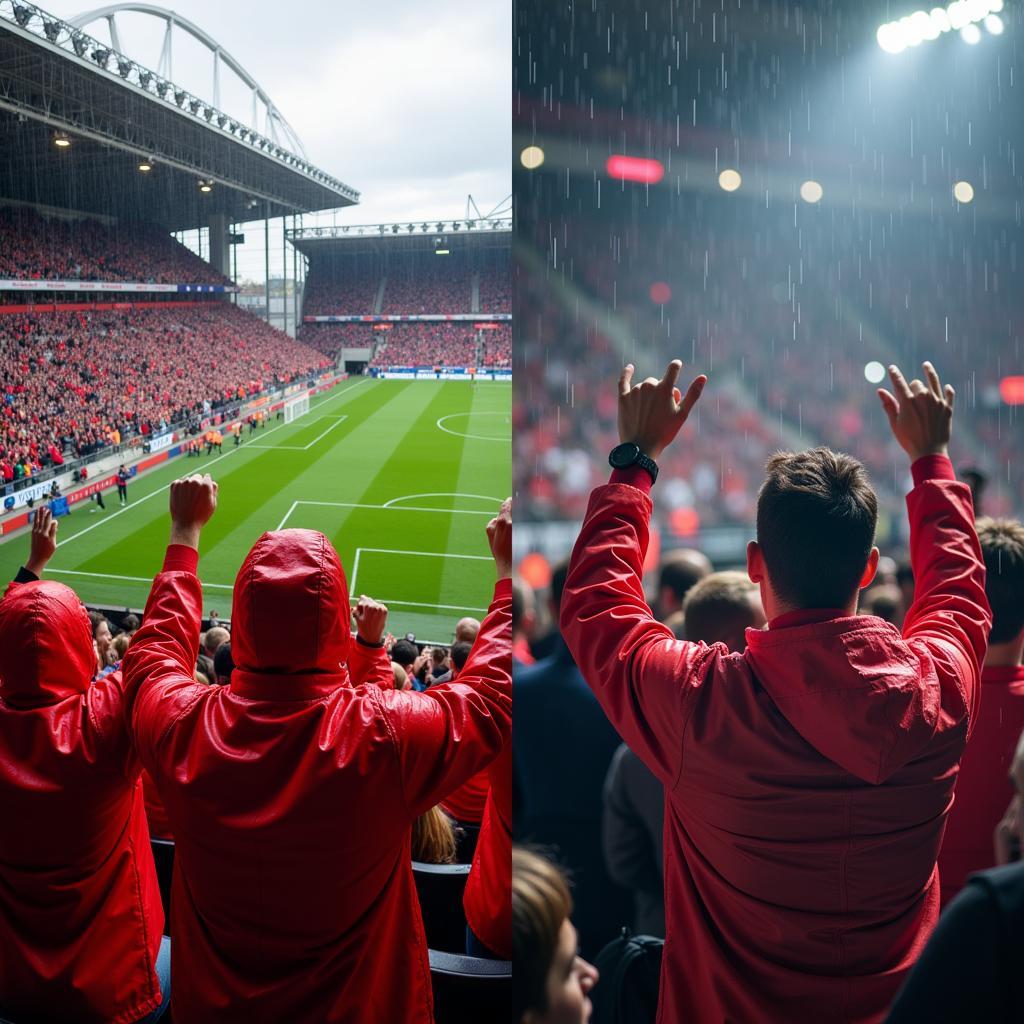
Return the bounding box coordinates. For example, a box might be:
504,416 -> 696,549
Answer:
0,1 -> 359,231
288,218 -> 512,258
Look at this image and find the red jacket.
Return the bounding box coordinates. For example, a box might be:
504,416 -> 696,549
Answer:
123,530 -> 512,1023
938,663 -> 1024,904
463,744 -> 512,957
0,580 -> 164,1023
560,456 -> 990,1024
442,766 -> 489,823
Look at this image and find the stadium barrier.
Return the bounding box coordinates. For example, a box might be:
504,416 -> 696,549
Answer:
304,313 -> 511,323
372,368 -> 511,381
0,281 -> 238,294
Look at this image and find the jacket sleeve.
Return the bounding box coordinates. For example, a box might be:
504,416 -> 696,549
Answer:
348,635 -> 393,689
378,578 -> 512,817
902,455 -> 992,733
122,545 -> 207,759
559,471 -> 716,786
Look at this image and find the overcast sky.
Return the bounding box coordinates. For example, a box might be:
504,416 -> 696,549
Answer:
37,0 -> 510,280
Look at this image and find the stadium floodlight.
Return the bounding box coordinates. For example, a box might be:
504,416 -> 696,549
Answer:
204,108 -> 215,122
117,60 -> 132,79
138,160 -> 153,172
198,179 -> 213,193
13,5 -> 31,28
174,90 -> 186,107
72,33 -> 88,56
800,180 -> 824,203
155,80 -> 169,98
189,99 -> 201,114
138,71 -> 151,89
217,115 -> 228,128
43,20 -> 60,42
953,180 -> 975,202
92,48 -> 110,69
53,131 -> 71,148
877,0 -> 1004,53
718,169 -> 742,192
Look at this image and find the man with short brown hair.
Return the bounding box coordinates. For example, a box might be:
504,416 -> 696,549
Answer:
562,359 -> 990,1023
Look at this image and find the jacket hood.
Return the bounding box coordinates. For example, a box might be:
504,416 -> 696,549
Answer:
0,580 -> 95,705
744,615 -> 944,785
231,529 -> 350,677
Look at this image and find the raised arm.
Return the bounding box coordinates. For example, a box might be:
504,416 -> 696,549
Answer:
878,363 -> 991,727
347,595 -> 395,689
122,475 -> 217,754
560,361 -> 716,785
4,505 -> 59,594
381,499 -> 513,816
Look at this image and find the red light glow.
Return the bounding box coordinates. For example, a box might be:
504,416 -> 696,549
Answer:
999,376 -> 1024,405
649,281 -> 672,304
606,155 -> 664,184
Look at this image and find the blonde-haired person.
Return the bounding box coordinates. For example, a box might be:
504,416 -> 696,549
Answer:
411,806 -> 457,864
513,848 -> 598,1024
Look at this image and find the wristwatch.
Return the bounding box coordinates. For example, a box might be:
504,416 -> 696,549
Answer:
608,442 -> 659,484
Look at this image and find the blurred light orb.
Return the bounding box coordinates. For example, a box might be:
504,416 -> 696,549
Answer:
718,169 -> 742,192
985,14 -> 1004,33
953,180 -> 975,203
649,281 -> 672,304
520,146 -> 545,170
864,361 -> 886,385
960,23 -> 982,43
800,180 -> 823,204
877,24 -> 906,52
877,1 -> 1003,52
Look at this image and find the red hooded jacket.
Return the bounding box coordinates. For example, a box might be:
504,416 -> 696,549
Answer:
561,456 -> 990,1024
463,744 -> 512,958
0,579 -> 164,1024
938,663 -> 1024,904
123,530 -> 512,1023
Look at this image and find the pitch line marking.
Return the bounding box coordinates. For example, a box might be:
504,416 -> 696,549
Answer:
47,568 -> 234,590
435,411 -> 509,442
51,378 -> 370,550
246,415 -> 348,450
348,546 -> 491,606
381,492 -> 503,510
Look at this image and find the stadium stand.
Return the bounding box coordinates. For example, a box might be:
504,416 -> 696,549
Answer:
0,206 -> 231,285
301,262 -> 381,316
380,260 -> 473,314
0,304 -> 329,466
368,323 -> 478,368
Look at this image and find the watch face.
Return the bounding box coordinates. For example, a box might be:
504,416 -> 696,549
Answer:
609,442 -> 641,468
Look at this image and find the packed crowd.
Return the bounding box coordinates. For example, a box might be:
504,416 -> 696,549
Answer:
298,322 -> 380,359
478,262 -> 511,313
0,208 -> 232,285
481,325 -> 511,367
368,323 -> 479,368
381,264 -> 474,314
302,262 -> 381,316
0,492 -> 513,1022
0,303 -> 329,471
516,203 -> 1024,529
513,357 -> 1024,1024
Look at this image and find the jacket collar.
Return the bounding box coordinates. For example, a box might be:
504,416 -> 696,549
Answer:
767,608 -> 849,630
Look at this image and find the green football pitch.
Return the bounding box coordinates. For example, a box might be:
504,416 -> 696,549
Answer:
0,378 -> 511,644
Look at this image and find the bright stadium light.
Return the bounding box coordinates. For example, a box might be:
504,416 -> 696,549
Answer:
877,0 -> 1005,53
718,169 -> 742,192
198,179 -> 213,193
864,361 -> 886,384
53,131 -> 71,148
138,160 -> 153,172
953,180 -> 975,202
521,145 -> 545,169
800,180 -> 824,203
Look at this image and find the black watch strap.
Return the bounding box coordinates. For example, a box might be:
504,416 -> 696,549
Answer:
633,451 -> 659,484
609,442 -> 659,484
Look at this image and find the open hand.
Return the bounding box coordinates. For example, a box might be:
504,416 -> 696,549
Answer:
877,362 -> 954,462
618,360 -> 707,460
487,497 -> 512,579
169,474 -> 218,549
26,505 -> 58,576
353,595 -> 388,645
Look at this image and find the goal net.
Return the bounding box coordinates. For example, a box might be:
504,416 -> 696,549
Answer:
283,391 -> 311,424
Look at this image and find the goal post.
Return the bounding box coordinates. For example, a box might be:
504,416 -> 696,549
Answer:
283,390 -> 311,424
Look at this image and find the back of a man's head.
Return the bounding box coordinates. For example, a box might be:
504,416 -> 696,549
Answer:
658,549 -> 713,612
391,638 -> 418,669
204,626 -> 230,657
976,517 -> 1024,645
756,448 -> 878,609
450,640 -> 472,674
454,617 -> 480,643
683,571 -> 765,652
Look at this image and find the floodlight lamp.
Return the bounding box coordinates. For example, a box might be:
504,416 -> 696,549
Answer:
92,48 -> 110,68
72,34 -> 87,56
138,160 -> 153,172
13,6 -> 31,28
43,20 -> 60,42
189,99 -> 201,114
53,131 -> 71,148
138,71 -> 151,88
204,108 -> 215,121
117,60 -> 131,79
174,91 -> 186,107
198,179 -> 213,193
155,81 -> 169,98
217,115 -> 227,128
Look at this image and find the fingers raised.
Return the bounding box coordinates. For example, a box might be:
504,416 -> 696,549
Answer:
661,359 -> 683,392
678,375 -> 708,420
923,361 -> 943,400
888,365 -> 913,400
619,364 -> 634,396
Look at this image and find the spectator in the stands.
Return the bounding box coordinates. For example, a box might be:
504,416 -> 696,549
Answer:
212,641 -> 234,686
197,625 -> 230,681
411,806 -> 458,864
938,517 -> 1024,905
512,576 -> 537,666
515,559 -> 631,958
652,548 -> 712,621
603,571 -> 765,937
89,610 -> 113,673
0,506 -> 168,1022
455,616 -> 481,643
513,847 -> 599,1024
122,477 -> 511,1021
